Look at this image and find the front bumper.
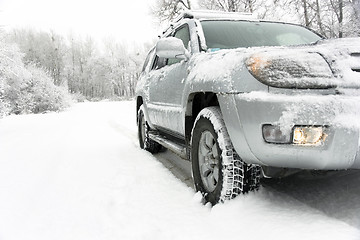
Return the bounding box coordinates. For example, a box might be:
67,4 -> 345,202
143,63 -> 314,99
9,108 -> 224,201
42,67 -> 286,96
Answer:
218,92 -> 360,170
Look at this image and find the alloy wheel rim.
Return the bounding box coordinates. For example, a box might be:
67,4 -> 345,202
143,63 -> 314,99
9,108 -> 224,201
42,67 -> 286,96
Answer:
198,130 -> 220,192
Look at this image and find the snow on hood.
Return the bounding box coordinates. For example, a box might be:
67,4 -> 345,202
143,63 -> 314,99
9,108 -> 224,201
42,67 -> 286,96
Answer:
187,50 -> 244,90
314,38 -> 360,87
187,37 -> 360,89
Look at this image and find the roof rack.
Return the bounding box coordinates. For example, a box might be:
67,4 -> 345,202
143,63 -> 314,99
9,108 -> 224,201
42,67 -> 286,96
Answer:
173,10 -> 257,23
160,10 -> 257,38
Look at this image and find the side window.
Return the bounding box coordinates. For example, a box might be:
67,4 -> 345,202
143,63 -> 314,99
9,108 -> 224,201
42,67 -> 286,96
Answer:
152,56 -> 167,70
175,25 -> 190,49
167,25 -> 190,66
142,48 -> 155,72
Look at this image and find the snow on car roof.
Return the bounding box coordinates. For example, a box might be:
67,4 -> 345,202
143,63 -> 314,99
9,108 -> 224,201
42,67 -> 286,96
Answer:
174,10 -> 258,22
160,10 -> 259,38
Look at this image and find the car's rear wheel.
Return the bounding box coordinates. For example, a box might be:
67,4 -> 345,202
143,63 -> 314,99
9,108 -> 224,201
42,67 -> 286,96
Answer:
191,107 -> 260,205
138,105 -> 161,153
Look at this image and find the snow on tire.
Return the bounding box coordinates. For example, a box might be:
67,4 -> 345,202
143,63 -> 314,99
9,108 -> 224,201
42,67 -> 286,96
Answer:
190,106 -> 260,205
138,105 -> 161,153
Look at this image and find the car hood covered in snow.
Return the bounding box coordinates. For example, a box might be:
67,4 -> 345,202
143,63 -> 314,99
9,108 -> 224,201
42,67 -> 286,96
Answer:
187,37 -> 360,90
315,38 -> 360,86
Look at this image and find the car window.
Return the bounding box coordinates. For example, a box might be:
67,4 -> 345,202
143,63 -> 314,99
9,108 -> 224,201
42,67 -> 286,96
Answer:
152,55 -> 167,70
174,24 -> 190,49
167,24 -> 190,66
142,48 -> 155,72
201,20 -> 322,50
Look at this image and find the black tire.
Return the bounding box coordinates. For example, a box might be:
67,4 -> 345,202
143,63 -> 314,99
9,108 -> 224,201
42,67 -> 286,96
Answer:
138,105 -> 161,153
191,107 -> 260,205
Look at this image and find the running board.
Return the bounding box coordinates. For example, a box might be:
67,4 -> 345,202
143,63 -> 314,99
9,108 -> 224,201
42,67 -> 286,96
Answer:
149,132 -> 188,159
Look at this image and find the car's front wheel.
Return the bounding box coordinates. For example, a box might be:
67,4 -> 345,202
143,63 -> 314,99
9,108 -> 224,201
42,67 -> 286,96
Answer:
191,107 -> 260,205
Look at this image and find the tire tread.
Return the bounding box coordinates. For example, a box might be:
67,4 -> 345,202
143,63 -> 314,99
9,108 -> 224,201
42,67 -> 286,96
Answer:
191,106 -> 260,204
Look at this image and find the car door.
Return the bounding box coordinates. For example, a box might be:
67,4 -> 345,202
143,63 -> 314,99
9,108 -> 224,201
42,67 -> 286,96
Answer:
147,24 -> 191,136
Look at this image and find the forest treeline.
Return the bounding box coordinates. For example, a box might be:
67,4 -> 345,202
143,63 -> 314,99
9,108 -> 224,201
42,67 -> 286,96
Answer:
8,29 -> 149,100
0,29 -> 150,117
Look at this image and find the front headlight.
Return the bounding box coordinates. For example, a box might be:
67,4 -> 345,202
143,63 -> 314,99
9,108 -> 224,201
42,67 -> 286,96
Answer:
246,51 -> 335,89
262,125 -> 327,145
292,126 -> 326,145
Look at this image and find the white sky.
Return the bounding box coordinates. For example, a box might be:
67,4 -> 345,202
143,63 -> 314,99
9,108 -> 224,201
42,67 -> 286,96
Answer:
0,0 -> 159,44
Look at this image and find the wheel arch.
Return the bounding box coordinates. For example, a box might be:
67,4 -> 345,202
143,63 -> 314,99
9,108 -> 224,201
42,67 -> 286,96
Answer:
184,92 -> 220,148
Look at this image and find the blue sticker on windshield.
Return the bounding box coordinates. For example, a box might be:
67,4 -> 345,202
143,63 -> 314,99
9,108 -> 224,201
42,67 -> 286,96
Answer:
209,48 -> 221,52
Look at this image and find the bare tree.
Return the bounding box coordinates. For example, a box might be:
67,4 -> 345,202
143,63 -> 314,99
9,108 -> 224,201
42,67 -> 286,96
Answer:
301,0 -> 311,26
314,0 -> 325,35
198,0 -> 258,13
353,0 -> 360,34
152,0 -> 192,22
329,0 -> 345,37
283,0 -> 358,37
355,0 -> 360,16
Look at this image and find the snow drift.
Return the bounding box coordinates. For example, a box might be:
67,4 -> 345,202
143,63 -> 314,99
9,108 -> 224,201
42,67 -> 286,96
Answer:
0,101 -> 359,240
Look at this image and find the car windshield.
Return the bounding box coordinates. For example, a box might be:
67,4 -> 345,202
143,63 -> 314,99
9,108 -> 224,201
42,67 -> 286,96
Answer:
201,20 -> 322,50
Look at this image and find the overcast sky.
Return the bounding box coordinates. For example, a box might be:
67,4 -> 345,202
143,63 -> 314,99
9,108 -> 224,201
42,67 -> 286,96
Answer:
0,0 -> 159,44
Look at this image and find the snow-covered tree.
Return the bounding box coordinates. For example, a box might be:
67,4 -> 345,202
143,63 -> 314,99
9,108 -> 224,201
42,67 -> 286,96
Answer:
8,29 -> 66,86
62,34 -> 147,100
0,34 -> 70,117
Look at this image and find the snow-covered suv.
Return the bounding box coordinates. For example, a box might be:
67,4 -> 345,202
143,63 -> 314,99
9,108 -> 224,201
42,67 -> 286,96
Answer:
136,10 -> 360,205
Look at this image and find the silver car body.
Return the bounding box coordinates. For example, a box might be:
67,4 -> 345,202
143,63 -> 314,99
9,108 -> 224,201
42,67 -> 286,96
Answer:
136,11 -> 360,171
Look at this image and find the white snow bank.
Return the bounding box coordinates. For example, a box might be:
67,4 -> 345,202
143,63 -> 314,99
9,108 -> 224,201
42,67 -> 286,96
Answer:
0,101 -> 359,240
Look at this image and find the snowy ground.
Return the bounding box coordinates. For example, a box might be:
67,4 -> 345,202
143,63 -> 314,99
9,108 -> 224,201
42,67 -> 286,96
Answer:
1,101 -> 360,240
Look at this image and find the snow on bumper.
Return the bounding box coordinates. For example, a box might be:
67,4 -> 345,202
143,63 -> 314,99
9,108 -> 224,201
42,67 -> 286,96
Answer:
218,92 -> 360,170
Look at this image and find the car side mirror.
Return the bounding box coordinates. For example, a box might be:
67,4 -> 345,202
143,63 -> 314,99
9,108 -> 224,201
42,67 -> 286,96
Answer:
156,37 -> 190,61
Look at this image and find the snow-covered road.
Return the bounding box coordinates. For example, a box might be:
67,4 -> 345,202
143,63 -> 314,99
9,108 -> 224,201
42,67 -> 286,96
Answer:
1,101 -> 360,240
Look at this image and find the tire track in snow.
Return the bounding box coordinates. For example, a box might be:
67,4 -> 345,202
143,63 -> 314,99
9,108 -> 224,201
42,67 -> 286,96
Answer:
108,119 -> 139,147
